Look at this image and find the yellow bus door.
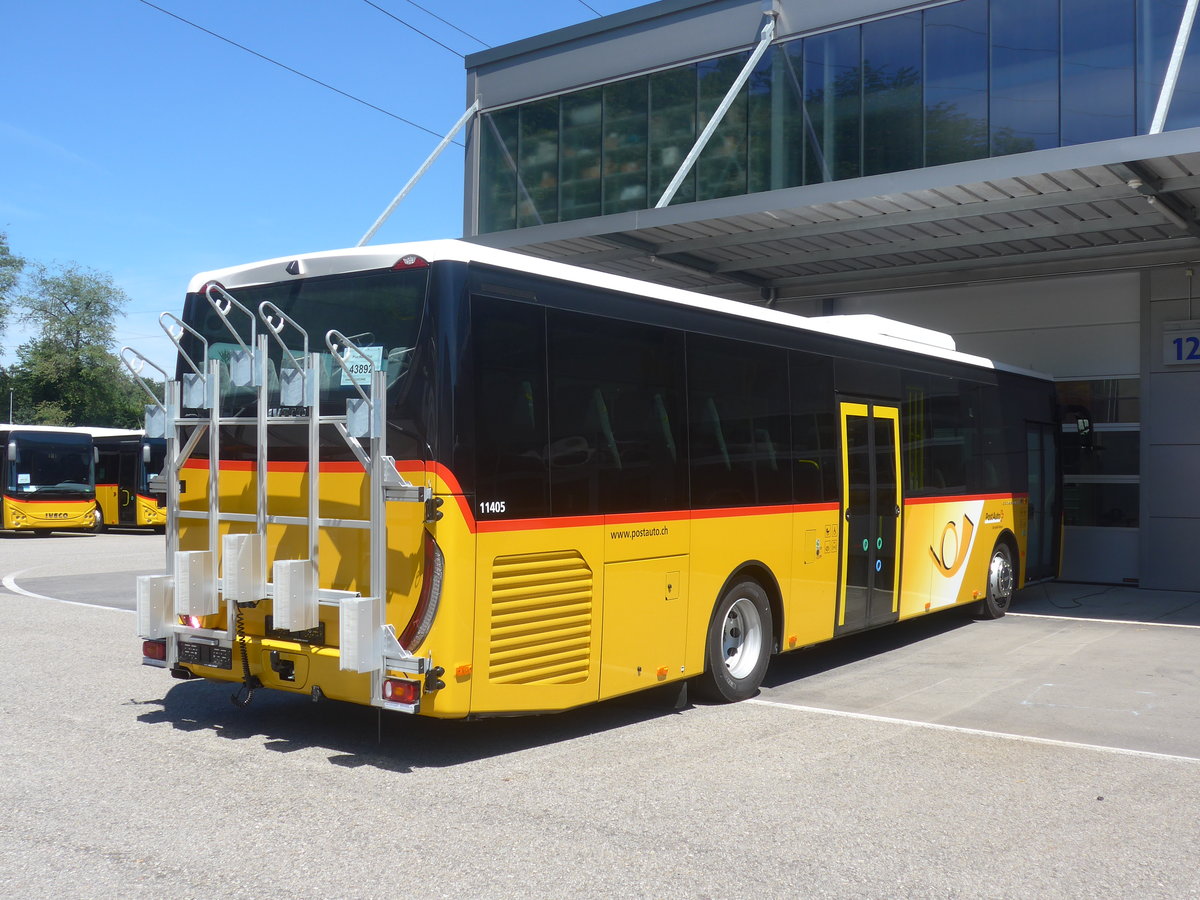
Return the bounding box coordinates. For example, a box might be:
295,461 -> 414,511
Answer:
118,451 -> 138,526
838,402 -> 902,633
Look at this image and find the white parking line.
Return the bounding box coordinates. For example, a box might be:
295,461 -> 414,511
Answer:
748,697 -> 1200,764
1,569 -> 133,613
1009,612 -> 1200,630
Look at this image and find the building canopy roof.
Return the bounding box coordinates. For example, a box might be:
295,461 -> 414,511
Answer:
471,130 -> 1200,304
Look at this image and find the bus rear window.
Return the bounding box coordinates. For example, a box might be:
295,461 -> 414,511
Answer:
179,267 -> 429,415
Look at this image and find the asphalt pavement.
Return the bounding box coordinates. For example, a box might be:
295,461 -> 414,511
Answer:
1,531 -> 1198,898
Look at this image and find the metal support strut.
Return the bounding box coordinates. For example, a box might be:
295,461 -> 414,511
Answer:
1150,0 -> 1200,135
358,99 -> 482,246
655,11 -> 778,209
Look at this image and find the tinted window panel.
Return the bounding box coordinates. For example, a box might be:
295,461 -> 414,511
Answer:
804,26 -> 862,183
688,335 -> 791,508
561,88 -> 603,221
548,312 -> 686,515
697,53 -> 750,200
603,78 -> 649,214
903,373 -> 967,495
751,43 -> 805,193
649,66 -> 697,205
991,0 -> 1060,153
791,351 -> 838,503
479,109 -> 518,233
519,98 -> 559,227
1062,0 -> 1135,144
924,0 -> 989,165
471,296 -> 550,519
863,12 -> 923,176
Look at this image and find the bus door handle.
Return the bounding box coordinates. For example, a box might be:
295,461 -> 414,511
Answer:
121,489 -> 131,506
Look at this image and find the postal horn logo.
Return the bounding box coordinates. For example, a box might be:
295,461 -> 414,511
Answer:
929,514 -> 974,577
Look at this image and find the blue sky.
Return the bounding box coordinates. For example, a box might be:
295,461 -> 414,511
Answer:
1,0 -> 644,371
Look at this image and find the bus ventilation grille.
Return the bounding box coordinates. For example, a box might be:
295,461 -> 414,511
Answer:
489,550 -> 593,685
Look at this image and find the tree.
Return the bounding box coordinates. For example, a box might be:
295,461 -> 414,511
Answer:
10,261 -> 147,427
0,231 -> 24,349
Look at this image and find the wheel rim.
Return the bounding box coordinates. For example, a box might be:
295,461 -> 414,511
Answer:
989,549 -> 1014,608
720,596 -> 763,679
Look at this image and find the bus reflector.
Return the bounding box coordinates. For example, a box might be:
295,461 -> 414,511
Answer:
393,254 -> 429,270
143,640 -> 167,661
382,678 -> 420,705
399,532 -> 444,651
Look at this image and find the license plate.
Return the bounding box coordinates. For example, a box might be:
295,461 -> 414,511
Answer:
178,641 -> 233,670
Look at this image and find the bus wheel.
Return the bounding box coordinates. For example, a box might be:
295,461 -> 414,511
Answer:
978,542 -> 1014,619
696,580 -> 772,703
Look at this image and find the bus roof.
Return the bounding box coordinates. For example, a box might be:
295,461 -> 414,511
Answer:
0,425 -> 98,438
186,239 -> 1049,380
0,425 -> 140,438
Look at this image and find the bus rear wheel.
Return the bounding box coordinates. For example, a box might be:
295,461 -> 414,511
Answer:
696,580 -> 772,703
978,542 -> 1014,619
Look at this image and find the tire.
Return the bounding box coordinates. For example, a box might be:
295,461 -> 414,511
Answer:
695,579 -> 773,703
978,542 -> 1015,619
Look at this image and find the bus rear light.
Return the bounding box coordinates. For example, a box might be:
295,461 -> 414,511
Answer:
399,532 -> 444,652
392,254 -> 429,270
143,639 -> 167,662
382,678 -> 420,705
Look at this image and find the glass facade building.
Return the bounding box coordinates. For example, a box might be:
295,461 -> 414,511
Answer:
477,0 -> 1200,234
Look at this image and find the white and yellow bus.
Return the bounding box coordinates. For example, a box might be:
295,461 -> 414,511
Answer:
92,430 -> 167,530
132,240 -> 1059,717
1,426 -> 100,534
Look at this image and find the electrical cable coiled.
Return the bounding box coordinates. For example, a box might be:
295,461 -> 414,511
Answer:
231,603 -> 262,707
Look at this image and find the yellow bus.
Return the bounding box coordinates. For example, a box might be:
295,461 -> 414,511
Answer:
1,426 -> 100,534
93,431 -> 167,530
131,240 -> 1059,717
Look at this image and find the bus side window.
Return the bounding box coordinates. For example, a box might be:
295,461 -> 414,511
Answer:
548,309 -> 686,515
471,295 -> 550,518
791,350 -> 836,505
689,334 -> 790,509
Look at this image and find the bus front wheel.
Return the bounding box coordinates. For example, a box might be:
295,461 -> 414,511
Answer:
978,542 -> 1015,619
695,580 -> 772,703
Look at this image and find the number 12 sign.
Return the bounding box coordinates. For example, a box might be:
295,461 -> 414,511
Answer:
1163,321 -> 1200,366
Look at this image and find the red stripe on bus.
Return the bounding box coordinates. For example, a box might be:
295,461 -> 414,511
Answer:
477,502 -> 842,534
692,502 -> 840,520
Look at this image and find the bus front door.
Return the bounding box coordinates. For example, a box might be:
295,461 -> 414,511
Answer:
118,450 -> 138,526
838,402 -> 902,633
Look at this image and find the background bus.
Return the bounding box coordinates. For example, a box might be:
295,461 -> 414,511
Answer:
92,430 -> 167,530
133,240 -> 1060,718
1,426 -> 100,534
